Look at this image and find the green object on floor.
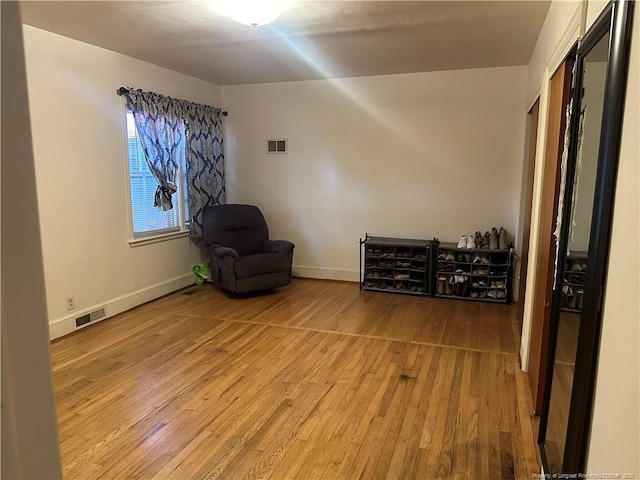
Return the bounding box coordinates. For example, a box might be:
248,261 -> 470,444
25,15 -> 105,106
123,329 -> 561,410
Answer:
192,265 -> 211,285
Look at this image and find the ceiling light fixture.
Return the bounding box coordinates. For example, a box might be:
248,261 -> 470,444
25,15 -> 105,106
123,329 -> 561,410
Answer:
210,0 -> 292,27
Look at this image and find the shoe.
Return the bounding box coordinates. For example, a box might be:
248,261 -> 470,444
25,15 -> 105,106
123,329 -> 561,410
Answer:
418,286 -> 424,293
471,291 -> 479,298
483,231 -> 491,249
437,277 -> 446,295
445,251 -> 455,262
480,254 -> 490,264
475,231 -> 483,249
461,283 -> 470,297
464,253 -> 472,263
410,286 -> 417,292
497,290 -> 506,300
487,289 -> 497,299
457,253 -> 466,262
472,253 -> 482,263
445,277 -> 453,295
479,290 -> 488,299
438,252 -> 447,260
473,267 -> 489,275
490,227 -> 498,250
499,227 -> 507,250
454,283 -> 463,296
562,285 -> 573,308
569,273 -> 584,285
438,262 -> 454,272
576,289 -> 583,310
467,235 -> 476,249
457,235 -> 467,248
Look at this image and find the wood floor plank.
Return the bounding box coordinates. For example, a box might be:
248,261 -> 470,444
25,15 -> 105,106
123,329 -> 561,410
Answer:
51,278 -> 540,479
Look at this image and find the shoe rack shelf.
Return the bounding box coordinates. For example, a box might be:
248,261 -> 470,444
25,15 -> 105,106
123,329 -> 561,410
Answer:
359,236 -> 513,303
434,241 -> 514,304
359,235 -> 433,296
561,251 -> 587,313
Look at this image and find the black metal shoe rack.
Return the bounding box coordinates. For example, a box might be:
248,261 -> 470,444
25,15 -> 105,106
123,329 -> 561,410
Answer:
433,241 -> 514,303
359,234 -> 434,296
561,251 -> 587,312
359,235 -> 514,303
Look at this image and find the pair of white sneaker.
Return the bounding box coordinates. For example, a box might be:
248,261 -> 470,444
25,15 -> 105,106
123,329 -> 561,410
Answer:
457,235 -> 476,249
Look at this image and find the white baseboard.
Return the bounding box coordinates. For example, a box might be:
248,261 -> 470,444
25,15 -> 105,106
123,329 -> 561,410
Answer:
292,265 -> 359,283
49,273 -> 195,340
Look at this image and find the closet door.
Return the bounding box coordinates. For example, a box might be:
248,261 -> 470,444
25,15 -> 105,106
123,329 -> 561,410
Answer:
538,1 -> 635,473
527,58 -> 573,415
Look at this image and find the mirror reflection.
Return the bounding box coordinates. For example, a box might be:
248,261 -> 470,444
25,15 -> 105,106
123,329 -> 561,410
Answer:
545,30 -> 610,473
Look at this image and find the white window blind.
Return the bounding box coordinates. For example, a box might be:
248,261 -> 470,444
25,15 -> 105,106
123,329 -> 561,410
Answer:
126,112 -> 188,238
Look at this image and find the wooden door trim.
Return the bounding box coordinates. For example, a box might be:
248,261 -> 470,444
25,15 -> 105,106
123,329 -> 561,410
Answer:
516,100 -> 540,329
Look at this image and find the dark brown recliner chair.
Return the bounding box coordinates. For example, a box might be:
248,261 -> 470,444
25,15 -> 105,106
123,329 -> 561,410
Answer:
203,204 -> 295,294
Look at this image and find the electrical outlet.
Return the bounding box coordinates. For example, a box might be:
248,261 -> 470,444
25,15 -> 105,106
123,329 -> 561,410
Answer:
66,296 -> 75,311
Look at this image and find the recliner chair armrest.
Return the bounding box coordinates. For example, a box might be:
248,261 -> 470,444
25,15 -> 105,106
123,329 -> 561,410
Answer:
263,240 -> 295,255
211,245 -> 240,259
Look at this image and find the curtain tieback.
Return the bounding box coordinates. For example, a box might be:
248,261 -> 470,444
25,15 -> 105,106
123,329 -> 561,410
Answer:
154,182 -> 177,211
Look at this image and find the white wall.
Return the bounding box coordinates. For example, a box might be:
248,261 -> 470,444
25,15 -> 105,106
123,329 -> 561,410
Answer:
23,26 -> 221,338
222,67 -> 528,280
1,4 -> 62,477
585,0 -> 609,31
526,0 -> 582,105
586,2 -> 639,476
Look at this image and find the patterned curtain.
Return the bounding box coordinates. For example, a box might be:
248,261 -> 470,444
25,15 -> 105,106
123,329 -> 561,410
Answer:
183,102 -> 226,237
120,89 -> 185,211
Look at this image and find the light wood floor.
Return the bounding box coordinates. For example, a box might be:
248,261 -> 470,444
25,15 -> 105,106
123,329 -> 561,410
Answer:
51,278 -> 540,479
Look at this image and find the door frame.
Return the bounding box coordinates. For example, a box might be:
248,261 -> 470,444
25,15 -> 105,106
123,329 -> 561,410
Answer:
526,55 -> 574,415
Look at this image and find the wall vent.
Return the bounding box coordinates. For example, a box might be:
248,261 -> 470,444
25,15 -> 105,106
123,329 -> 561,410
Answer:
75,307 -> 106,328
267,139 -> 287,154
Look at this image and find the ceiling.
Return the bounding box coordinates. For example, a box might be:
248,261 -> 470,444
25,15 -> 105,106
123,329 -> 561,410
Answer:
20,1 -> 550,86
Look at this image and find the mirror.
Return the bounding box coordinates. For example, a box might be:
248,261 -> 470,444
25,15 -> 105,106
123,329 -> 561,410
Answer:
543,29 -> 610,473
539,0 -> 635,474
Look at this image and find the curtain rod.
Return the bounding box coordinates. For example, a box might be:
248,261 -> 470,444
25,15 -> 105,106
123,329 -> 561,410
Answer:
117,87 -> 228,116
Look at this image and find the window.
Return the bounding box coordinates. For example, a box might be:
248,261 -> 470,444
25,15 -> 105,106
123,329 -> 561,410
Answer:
126,111 -> 189,241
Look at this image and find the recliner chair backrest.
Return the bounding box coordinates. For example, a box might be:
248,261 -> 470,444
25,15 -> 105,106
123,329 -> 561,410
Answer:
203,204 -> 269,257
